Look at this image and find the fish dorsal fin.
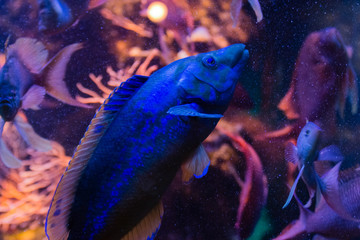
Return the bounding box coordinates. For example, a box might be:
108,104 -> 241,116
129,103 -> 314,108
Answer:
88,0 -> 108,9
40,43 -> 90,109
6,38 -> 48,73
181,144 -> 210,182
278,82 -> 300,120
121,201 -> 164,240
45,75 -> 148,240
317,145 -> 344,162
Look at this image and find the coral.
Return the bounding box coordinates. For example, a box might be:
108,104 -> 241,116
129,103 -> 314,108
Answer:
0,123 -> 70,234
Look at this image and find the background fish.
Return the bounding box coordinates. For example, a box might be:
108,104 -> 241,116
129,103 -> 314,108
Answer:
0,38 -> 88,168
278,27 -> 358,135
275,167 -> 360,240
45,44 -> 249,240
283,122 -> 343,208
217,124 -> 268,239
38,0 -> 107,34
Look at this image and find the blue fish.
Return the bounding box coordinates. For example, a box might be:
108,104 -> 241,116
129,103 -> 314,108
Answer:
46,44 -> 249,240
38,0 -> 107,34
283,122 -> 345,209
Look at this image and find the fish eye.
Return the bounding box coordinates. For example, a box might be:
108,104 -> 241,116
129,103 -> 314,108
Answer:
305,130 -> 310,136
202,55 -> 218,69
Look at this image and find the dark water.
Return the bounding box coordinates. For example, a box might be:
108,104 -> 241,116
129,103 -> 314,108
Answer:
0,0 -> 359,239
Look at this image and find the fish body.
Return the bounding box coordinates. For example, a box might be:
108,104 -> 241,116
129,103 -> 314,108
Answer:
217,125 -> 268,239
283,122 -> 343,208
46,44 -> 249,240
278,28 -> 358,131
0,38 -> 88,168
0,38 -> 87,122
38,0 -> 107,34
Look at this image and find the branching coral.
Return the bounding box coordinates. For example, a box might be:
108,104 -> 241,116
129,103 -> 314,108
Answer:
0,123 -> 69,234
76,50 -> 160,104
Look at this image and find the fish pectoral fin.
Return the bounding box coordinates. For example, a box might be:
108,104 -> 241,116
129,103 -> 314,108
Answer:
283,165 -> 305,209
318,145 -> 344,162
0,137 -> 22,168
284,142 -> 299,165
14,113 -> 52,152
41,43 -> 91,109
167,104 -> 223,118
181,144 -> 210,182
121,201 -> 164,240
21,85 -> 46,110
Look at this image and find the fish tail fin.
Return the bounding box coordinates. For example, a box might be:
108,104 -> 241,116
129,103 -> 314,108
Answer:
320,162 -> 360,222
6,38 -> 49,73
274,195 -> 309,240
40,43 -> 91,108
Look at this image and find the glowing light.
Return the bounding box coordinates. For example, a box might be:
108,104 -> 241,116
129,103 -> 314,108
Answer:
147,1 -> 168,23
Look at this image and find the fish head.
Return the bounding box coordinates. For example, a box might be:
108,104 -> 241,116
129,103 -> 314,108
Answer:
301,28 -> 348,84
297,122 -> 322,162
178,44 -> 249,115
37,0 -> 76,34
0,58 -> 25,121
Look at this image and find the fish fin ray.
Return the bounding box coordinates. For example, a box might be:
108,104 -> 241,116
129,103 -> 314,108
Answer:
14,113 -> 52,152
283,165 -> 305,209
318,145 -> 344,162
181,144 -> 210,182
46,76 -> 148,238
278,82 -> 300,120
284,142 -> 299,164
320,162 -> 360,221
0,138 -> 22,168
6,38 -> 48,73
248,0 -> 263,22
41,43 -> 90,108
0,119 -> 22,168
104,75 -> 148,111
21,85 -> 46,110
348,63 -> 358,115
168,104 -> 223,118
88,0 -> 108,9
121,201 -> 164,240
230,0 -> 243,27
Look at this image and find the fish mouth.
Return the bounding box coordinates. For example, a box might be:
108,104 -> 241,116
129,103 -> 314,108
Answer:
216,44 -> 249,72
